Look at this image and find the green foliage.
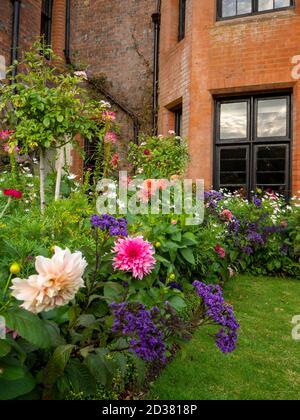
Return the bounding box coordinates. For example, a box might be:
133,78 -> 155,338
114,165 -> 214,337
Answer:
0,42 -> 105,153
128,134 -> 189,179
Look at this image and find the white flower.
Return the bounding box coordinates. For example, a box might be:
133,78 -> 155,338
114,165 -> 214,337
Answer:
74,71 -> 88,80
11,247 -> 87,314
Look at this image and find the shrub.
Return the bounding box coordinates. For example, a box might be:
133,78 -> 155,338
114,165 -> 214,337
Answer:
128,134 -> 189,179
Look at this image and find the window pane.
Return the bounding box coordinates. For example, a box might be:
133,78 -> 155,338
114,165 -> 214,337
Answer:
219,147 -> 247,187
222,0 -> 237,17
257,98 -> 287,138
256,146 -> 287,188
220,102 -> 248,140
275,0 -> 291,8
237,0 -> 252,14
258,0 -> 274,11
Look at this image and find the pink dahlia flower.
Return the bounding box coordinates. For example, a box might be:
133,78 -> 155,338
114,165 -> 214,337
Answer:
10,247 -> 87,314
113,236 -> 156,280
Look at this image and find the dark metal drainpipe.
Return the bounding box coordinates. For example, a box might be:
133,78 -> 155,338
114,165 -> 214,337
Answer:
151,0 -> 161,135
11,0 -> 21,80
65,0 -> 71,64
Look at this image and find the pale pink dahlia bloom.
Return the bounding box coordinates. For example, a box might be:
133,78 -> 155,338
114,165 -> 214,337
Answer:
113,236 -> 156,280
10,247 -> 87,314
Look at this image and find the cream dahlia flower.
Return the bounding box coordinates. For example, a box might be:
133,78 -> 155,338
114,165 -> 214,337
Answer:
10,247 -> 87,314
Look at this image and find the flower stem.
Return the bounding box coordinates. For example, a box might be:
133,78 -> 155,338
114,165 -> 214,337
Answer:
2,273 -> 13,300
39,147 -> 46,214
0,197 -> 12,219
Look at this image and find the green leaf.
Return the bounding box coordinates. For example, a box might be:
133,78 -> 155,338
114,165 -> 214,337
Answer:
42,344 -> 74,388
85,354 -> 108,386
104,282 -> 124,302
171,231 -> 182,242
182,232 -> 198,246
0,362 -> 25,380
65,359 -> 96,397
168,296 -> 187,311
0,372 -> 36,400
0,340 -> 11,358
43,320 -> 65,347
43,117 -> 50,128
4,308 -> 52,349
180,248 -> 195,265
56,115 -> 64,123
76,314 -> 96,328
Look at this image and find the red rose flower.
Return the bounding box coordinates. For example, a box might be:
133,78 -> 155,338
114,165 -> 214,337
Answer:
3,189 -> 23,199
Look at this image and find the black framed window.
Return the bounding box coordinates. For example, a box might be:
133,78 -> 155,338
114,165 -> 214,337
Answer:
214,93 -> 292,198
178,0 -> 186,41
174,105 -> 183,136
41,0 -> 53,46
217,0 -> 294,20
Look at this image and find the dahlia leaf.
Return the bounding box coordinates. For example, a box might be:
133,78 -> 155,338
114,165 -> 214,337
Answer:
42,344 -> 74,388
3,308 -> 53,349
180,248 -> 195,265
0,340 -> 11,358
65,359 -> 97,397
0,372 -> 36,400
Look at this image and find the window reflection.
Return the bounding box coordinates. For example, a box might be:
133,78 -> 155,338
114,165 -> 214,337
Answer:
237,0 -> 252,14
257,98 -> 287,138
222,0 -> 236,17
256,145 -> 287,189
220,147 -> 247,187
220,102 -> 248,140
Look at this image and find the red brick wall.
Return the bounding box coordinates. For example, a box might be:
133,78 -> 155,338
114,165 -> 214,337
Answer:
19,0 -> 42,56
0,0 -> 42,66
70,0 -> 157,137
158,0 -> 192,138
0,1 -> 13,66
0,0 -> 69,67
159,0 -> 300,195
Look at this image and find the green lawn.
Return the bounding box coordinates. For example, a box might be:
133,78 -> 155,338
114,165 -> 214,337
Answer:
149,276 -> 300,400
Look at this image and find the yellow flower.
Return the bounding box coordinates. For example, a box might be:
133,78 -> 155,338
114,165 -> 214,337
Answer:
169,273 -> 176,281
10,262 -> 21,275
155,242 -> 161,248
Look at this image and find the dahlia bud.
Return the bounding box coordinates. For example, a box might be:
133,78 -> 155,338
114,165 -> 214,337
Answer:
10,262 -> 21,275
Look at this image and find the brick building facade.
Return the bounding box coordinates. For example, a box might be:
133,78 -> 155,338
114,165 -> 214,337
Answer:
159,0 -> 300,197
0,0 -> 300,196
